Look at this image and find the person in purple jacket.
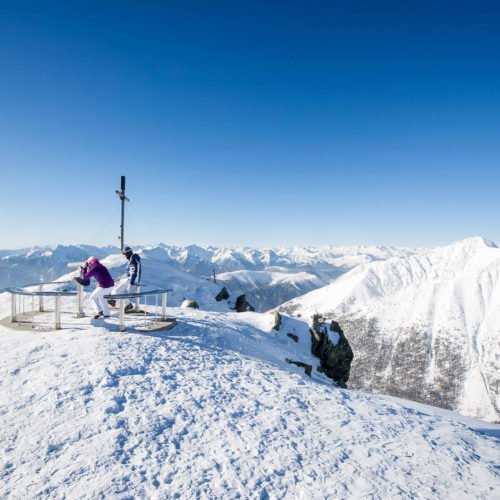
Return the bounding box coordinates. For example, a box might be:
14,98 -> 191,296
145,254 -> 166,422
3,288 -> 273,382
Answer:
81,257 -> 115,319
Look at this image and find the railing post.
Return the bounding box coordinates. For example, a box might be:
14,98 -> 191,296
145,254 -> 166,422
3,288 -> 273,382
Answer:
76,285 -> 84,318
119,298 -> 125,332
135,284 -> 141,310
31,295 -> 35,329
39,284 -> 45,312
162,292 -> 167,321
55,296 -> 61,330
10,293 -> 17,323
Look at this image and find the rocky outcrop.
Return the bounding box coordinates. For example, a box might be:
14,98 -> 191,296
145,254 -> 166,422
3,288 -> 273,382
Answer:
181,299 -> 200,309
215,287 -> 229,302
285,358 -> 312,377
310,315 -> 353,388
272,310 -> 282,331
234,295 -> 255,313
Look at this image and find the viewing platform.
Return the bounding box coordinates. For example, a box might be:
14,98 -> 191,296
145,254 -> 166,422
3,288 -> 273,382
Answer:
2,281 -> 175,332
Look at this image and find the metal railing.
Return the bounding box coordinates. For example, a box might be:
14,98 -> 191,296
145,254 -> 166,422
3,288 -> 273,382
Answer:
5,281 -> 171,332
104,288 -> 171,332
23,281 -> 72,312
24,280 -> 85,318
6,286 -> 77,329
111,281 -> 147,311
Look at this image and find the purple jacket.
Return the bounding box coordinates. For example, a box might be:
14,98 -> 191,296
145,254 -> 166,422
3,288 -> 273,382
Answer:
81,261 -> 114,288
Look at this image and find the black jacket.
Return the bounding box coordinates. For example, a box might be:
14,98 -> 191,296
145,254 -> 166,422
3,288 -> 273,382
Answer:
127,253 -> 141,285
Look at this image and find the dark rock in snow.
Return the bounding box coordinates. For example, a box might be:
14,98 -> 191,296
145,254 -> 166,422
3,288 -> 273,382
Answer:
285,358 -> 312,377
310,314 -> 353,388
287,333 -> 299,343
330,320 -> 343,335
215,287 -> 230,301
181,299 -> 200,309
234,295 -> 255,313
272,310 -> 282,331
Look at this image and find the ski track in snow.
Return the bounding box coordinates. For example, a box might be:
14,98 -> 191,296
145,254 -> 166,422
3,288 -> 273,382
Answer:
0,314 -> 499,499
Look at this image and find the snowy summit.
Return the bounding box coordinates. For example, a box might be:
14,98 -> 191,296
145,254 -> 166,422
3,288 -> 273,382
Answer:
281,237 -> 500,422
0,238 -> 499,497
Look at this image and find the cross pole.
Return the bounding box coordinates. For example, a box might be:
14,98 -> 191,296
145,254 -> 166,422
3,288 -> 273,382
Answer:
115,176 -> 130,252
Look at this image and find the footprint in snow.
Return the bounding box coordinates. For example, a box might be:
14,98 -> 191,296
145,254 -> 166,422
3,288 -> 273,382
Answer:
105,395 -> 127,414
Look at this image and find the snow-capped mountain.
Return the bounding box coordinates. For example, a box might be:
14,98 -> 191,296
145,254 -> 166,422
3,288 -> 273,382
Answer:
151,243 -> 415,277
0,245 -> 119,291
2,237 -> 498,423
0,290 -> 498,497
146,243 -> 415,310
280,236 -> 500,422
215,269 -> 327,312
55,252 -> 233,312
0,243 -> 415,310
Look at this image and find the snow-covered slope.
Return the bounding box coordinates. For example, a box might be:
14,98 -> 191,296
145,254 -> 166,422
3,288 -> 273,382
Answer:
0,245 -> 119,291
150,243 -> 415,277
0,243 -> 415,309
0,297 -> 498,497
58,252 -> 232,312
280,237 -> 500,422
136,244 -> 416,311
216,269 -> 326,312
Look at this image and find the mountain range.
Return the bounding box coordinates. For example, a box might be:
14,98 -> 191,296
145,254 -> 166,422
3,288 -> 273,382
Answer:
0,237 -> 498,422
280,237 -> 500,422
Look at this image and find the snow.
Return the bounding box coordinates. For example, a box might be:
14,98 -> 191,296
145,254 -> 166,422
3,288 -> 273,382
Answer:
0,242 -> 414,309
1,236 -> 499,496
0,300 -> 499,498
280,237 -> 500,422
0,245 -> 119,291
56,252 -> 233,313
216,269 -> 326,311
217,269 -> 323,288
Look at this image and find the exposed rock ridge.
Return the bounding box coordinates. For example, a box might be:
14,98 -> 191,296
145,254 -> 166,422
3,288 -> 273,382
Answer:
310,315 -> 353,388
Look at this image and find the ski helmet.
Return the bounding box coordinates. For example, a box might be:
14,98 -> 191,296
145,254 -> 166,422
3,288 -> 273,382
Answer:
122,246 -> 133,258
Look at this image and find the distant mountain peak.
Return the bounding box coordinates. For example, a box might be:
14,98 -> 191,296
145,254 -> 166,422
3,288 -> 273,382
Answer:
448,235 -> 497,249
279,236 -> 500,422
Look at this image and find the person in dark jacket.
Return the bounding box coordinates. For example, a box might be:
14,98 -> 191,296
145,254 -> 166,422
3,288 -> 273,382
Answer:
109,246 -> 141,312
123,246 -> 141,286
81,257 -> 115,319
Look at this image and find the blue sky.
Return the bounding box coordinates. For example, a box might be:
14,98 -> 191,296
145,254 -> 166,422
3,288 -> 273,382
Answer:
0,1 -> 499,248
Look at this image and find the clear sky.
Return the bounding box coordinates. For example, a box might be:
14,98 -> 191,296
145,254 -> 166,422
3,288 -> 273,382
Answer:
0,1 -> 499,249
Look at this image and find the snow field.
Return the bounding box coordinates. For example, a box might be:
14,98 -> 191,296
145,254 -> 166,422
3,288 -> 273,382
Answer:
0,308 -> 499,498
280,237 -> 500,421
